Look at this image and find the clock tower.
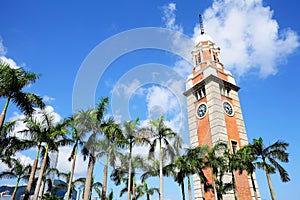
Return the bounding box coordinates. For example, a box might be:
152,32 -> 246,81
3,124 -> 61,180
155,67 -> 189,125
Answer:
184,17 -> 260,200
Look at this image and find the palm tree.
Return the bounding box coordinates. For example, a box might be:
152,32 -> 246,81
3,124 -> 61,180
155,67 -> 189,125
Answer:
64,117 -> 85,200
74,109 -> 98,200
0,157 -> 31,200
135,181 -> 159,200
51,171 -> 85,198
19,114 -> 71,200
147,116 -> 182,200
106,189 -> 114,200
91,181 -> 103,199
0,61 -> 45,129
37,167 -> 61,199
185,145 -> 209,200
0,120 -> 20,158
97,117 -> 123,200
214,170 -> 233,200
204,143 -> 227,200
223,147 -> 239,200
20,116 -> 51,200
250,137 -> 290,200
78,177 -> 102,200
122,118 -> 149,200
110,154 -> 144,200
163,156 -> 187,200
237,145 -> 259,200
32,110 -> 70,200
75,97 -> 109,200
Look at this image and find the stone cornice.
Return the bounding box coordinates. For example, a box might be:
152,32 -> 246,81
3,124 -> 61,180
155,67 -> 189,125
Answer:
184,74 -> 240,96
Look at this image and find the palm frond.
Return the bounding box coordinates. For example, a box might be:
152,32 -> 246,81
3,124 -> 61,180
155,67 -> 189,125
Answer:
269,157 -> 290,182
96,97 -> 109,121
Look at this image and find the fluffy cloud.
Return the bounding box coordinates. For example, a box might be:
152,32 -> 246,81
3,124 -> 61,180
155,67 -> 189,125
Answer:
200,0 -> 299,77
8,105 -> 62,139
146,86 -> 178,119
162,3 -> 183,32
173,59 -> 193,79
112,79 -> 145,98
0,37 -> 22,69
15,152 -> 34,166
162,1 -> 299,77
0,56 -> 20,69
143,82 -> 186,134
0,152 -> 34,172
56,146 -> 88,179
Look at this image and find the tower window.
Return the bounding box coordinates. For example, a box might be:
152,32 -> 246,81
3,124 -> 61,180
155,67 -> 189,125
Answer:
220,85 -> 230,97
231,140 -> 238,153
198,53 -> 201,63
202,88 -> 206,97
195,87 -> 206,100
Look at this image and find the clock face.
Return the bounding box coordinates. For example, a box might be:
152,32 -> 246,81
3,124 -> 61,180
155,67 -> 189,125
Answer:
223,101 -> 234,116
196,103 -> 207,119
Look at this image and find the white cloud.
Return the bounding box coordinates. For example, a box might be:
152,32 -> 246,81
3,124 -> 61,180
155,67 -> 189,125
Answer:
0,56 -> 20,69
8,105 -> 62,139
162,3 -> 183,32
160,1 -> 299,78
146,86 -> 178,119
173,59 -> 193,79
113,79 -> 145,98
200,0 -> 299,77
161,3 -> 193,62
15,152 -> 34,166
43,95 -> 55,102
56,146 -> 88,179
143,83 -> 187,135
0,38 -> 7,56
0,152 -> 34,172
0,37 -> 23,69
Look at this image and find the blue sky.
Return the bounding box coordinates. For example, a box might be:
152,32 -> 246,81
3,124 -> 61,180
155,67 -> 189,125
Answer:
0,0 -> 300,199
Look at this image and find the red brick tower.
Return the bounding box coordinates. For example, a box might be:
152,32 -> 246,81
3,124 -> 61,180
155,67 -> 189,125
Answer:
184,17 -> 260,200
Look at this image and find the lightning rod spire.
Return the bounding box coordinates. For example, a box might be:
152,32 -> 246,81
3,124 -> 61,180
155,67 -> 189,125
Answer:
199,14 -> 205,35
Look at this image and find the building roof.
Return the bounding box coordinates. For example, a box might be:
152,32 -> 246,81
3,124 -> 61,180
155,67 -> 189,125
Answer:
194,33 -> 214,44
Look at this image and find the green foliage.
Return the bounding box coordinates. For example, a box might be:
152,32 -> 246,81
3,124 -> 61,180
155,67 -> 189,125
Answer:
0,61 -> 45,129
0,70 -> 291,200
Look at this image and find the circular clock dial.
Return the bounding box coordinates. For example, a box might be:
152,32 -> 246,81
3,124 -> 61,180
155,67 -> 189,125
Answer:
223,101 -> 234,116
196,103 -> 207,119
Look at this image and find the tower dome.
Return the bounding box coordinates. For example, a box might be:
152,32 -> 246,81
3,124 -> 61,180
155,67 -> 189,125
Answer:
194,33 -> 214,45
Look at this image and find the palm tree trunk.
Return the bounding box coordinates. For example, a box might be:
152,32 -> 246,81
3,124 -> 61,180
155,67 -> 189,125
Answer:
180,181 -> 186,200
33,144 -> 49,200
24,146 -> 40,200
231,171 -> 238,200
132,176 -> 136,200
101,154 -> 109,200
250,173 -> 259,200
159,139 -> 163,200
38,180 -> 45,200
0,97 -> 10,130
187,176 -> 192,200
266,172 -> 276,200
83,153 -> 96,200
66,146 -> 77,200
212,172 -> 218,200
10,177 -> 19,200
127,144 -> 132,200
